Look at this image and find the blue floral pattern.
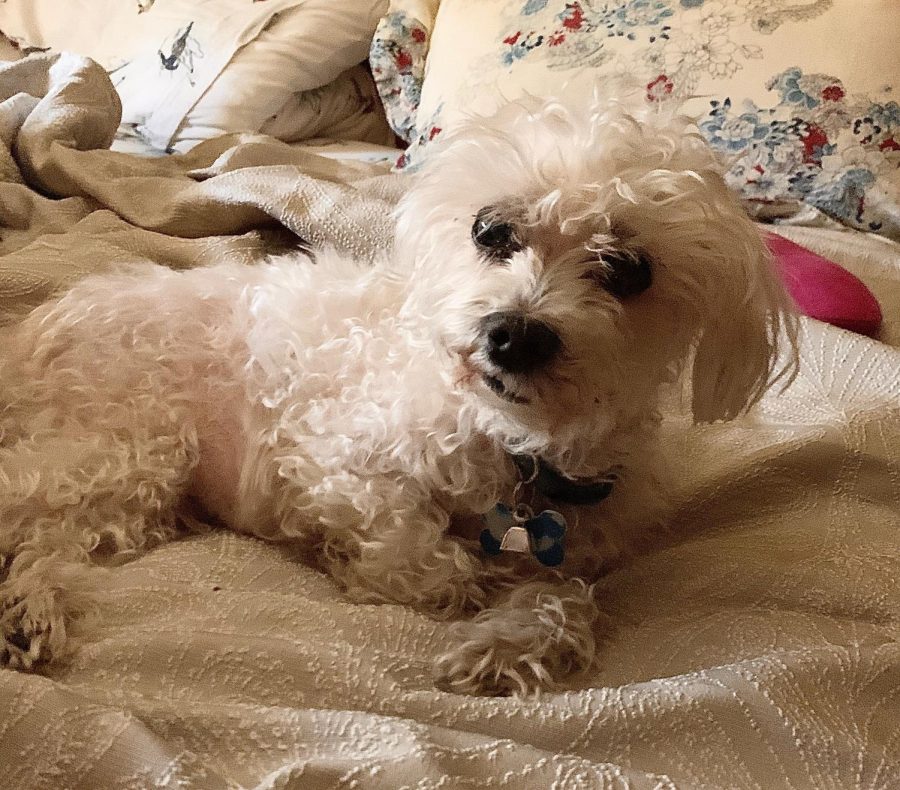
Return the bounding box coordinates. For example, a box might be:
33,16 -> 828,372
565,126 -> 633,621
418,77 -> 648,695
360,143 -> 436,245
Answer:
702,69 -> 899,235
496,0 -> 757,84
370,10 -> 429,143
393,104 -> 444,171
499,0 -> 673,68
396,0 -> 898,238
481,0 -> 900,235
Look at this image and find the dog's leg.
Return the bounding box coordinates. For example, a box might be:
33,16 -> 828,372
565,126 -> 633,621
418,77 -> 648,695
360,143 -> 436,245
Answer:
300,497 -> 487,618
338,523 -> 487,618
0,425 -> 198,669
434,577 -> 606,696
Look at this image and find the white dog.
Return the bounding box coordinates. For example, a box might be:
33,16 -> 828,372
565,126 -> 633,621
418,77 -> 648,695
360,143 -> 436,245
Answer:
0,90 -> 797,695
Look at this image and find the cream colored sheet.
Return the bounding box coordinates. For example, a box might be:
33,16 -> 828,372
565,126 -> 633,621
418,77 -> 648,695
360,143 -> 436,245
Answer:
1,52 -> 899,790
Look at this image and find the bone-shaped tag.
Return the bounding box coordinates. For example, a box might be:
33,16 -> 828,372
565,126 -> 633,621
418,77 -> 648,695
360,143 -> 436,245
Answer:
480,504 -> 567,565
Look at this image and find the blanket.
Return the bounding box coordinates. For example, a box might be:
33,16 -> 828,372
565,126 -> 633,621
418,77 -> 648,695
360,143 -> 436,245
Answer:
0,53 -> 402,319
1,53 -> 899,790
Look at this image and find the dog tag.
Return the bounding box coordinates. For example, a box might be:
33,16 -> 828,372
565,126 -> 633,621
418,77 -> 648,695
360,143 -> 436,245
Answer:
480,504 -> 514,555
524,510 -> 567,567
480,503 -> 563,560
498,525 -> 530,553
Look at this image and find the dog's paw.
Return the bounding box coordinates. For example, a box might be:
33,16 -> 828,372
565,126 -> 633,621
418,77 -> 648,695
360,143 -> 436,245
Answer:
435,638 -> 556,697
0,589 -> 77,670
434,601 -> 600,697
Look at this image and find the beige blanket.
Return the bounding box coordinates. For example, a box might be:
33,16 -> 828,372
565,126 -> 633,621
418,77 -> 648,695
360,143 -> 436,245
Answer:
1,53 -> 899,790
0,53 -> 403,319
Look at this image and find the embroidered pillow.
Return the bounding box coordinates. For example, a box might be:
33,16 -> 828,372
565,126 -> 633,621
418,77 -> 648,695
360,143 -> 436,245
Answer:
398,0 -> 900,239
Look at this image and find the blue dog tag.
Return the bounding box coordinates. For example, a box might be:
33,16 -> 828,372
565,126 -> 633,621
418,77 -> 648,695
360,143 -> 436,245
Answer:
480,504 -> 567,566
480,504 -> 515,555
523,509 -> 566,567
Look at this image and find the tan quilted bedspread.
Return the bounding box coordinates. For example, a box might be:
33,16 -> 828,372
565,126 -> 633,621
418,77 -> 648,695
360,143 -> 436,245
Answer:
1,53 -> 899,790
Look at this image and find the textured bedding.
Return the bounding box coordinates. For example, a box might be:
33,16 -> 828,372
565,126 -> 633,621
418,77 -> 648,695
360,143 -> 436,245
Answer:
1,53 -> 899,790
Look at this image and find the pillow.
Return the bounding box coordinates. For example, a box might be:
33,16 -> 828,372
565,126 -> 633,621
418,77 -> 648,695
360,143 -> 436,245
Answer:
370,0 -> 439,143
0,0 -> 388,151
257,65 -> 397,149
0,32 -> 23,63
766,233 -> 882,337
170,1 -> 389,151
394,0 -> 900,240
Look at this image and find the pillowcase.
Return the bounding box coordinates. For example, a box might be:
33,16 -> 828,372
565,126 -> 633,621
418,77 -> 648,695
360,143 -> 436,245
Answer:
0,0 -> 388,151
257,64 -> 397,149
170,0 -> 389,151
395,0 -> 900,240
370,0 -> 439,143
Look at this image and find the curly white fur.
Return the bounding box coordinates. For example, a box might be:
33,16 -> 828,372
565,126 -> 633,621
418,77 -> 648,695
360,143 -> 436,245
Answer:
0,88 -> 797,695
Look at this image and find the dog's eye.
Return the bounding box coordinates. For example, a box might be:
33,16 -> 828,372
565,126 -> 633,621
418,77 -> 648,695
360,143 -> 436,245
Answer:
586,250 -> 653,299
472,209 -> 521,259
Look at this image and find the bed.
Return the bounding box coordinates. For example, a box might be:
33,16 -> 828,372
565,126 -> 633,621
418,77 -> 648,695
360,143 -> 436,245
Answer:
1,2 -> 899,788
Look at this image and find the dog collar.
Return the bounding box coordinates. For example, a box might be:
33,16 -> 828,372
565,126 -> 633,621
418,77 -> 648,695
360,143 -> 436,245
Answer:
479,455 -> 615,567
511,454 -> 615,505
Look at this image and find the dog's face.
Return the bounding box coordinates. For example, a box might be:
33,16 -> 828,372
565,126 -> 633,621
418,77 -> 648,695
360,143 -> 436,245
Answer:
395,91 -> 797,471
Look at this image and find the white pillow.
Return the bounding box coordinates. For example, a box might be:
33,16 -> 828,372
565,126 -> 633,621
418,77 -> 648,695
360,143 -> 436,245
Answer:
172,0 -> 389,151
0,0 -> 388,150
257,65 -> 396,149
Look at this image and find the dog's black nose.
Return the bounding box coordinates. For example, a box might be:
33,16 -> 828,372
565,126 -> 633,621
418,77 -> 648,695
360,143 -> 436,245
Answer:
481,311 -> 561,374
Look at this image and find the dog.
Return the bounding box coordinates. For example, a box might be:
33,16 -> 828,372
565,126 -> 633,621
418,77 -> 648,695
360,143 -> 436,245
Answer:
0,89 -> 797,696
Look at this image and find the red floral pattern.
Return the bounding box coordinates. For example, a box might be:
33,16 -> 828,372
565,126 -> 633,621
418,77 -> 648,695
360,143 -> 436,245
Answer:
646,74 -> 674,102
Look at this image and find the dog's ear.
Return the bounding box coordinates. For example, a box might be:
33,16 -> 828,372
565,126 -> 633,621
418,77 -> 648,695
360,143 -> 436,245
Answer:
690,231 -> 799,423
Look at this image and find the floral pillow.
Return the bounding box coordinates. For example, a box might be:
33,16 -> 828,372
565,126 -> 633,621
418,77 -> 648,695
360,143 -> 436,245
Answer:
370,0 -> 439,144
386,0 -> 900,239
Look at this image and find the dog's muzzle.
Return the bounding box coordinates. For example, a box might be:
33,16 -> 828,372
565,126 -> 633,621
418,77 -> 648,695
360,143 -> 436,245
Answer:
480,311 -> 561,375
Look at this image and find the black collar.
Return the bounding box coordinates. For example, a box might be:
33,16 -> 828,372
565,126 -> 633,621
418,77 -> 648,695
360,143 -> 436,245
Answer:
512,454 -> 615,506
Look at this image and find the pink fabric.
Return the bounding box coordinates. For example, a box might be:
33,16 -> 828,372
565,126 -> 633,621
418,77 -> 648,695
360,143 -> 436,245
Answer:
765,233 -> 883,338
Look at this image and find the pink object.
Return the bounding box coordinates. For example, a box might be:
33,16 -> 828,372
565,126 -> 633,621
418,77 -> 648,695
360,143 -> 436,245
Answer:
765,233 -> 882,338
